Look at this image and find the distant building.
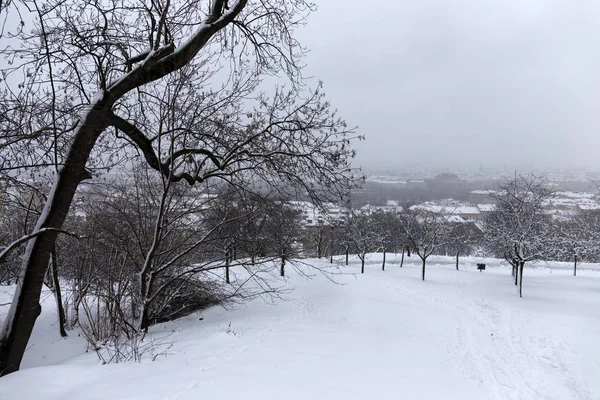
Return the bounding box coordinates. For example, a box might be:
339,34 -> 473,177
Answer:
468,190 -> 496,205
410,199 -> 482,222
358,201 -> 404,216
287,201 -> 349,227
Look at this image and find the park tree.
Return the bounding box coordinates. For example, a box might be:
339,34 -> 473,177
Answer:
399,210 -> 452,281
368,211 -> 396,271
0,0 -> 361,374
262,201 -> 303,277
346,212 -> 377,274
333,221 -> 353,266
553,210 -> 600,276
484,175 -> 554,297
446,221 -> 481,270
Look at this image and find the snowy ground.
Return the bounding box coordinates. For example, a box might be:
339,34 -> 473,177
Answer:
0,255 -> 599,400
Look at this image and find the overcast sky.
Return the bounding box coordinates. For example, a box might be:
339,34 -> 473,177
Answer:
297,0 -> 600,170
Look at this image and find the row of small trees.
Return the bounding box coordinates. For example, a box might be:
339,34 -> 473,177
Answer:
329,209 -> 479,279
328,175 -> 599,299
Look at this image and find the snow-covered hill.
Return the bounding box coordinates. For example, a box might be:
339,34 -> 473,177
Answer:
1,255 -> 599,399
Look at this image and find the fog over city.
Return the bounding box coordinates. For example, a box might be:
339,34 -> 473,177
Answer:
299,0 -> 600,170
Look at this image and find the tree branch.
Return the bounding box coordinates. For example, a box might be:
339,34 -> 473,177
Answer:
0,228 -> 82,265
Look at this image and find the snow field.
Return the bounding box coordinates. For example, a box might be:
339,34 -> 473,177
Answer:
0,254 -> 599,400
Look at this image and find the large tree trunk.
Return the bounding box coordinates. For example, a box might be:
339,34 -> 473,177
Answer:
0,106 -> 108,375
49,247 -> 67,338
382,249 -> 386,271
574,254 -> 578,277
280,254 -> 285,277
400,248 -> 405,268
421,257 -> 426,281
361,255 -> 365,274
519,261 -> 524,298
345,247 -> 349,266
455,251 -> 459,270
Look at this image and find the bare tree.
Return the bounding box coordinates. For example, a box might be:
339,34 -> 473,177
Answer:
262,202 -> 303,277
399,210 -> 452,281
552,211 -> 600,276
368,211 -> 396,271
346,212 -> 378,274
445,222 -> 481,271
484,175 -> 554,297
0,0 -> 361,374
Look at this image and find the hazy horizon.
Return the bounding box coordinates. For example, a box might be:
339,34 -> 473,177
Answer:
298,0 -> 600,171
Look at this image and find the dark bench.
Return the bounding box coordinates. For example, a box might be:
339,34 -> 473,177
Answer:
477,263 -> 486,271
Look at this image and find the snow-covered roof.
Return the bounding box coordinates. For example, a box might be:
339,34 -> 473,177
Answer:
446,215 -> 466,223
477,204 -> 496,212
554,191 -> 594,199
410,202 -> 480,215
470,190 -> 495,195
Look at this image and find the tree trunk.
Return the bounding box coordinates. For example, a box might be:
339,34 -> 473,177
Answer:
280,254 -> 285,277
400,248 -> 405,268
421,257 -> 426,281
71,286 -> 82,328
0,107 -> 108,375
514,263 -> 518,286
382,249 -> 386,271
49,247 -> 67,337
225,249 -> 230,284
574,254 -> 578,277
519,261 -> 524,298
361,255 -> 365,274
455,251 -> 459,270
330,227 -> 334,264
317,228 -> 323,258
345,248 -> 349,266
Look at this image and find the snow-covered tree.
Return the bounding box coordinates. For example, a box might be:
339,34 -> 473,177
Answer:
484,175 -> 555,297
398,210 -> 452,281
346,213 -> 378,274
445,222 -> 482,270
552,210 -> 600,275
0,0 -> 361,374
368,211 -> 397,271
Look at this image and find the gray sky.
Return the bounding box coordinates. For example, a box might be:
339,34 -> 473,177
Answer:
298,0 -> 600,170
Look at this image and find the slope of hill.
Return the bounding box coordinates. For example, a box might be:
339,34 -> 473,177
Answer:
1,256 -> 599,400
